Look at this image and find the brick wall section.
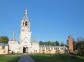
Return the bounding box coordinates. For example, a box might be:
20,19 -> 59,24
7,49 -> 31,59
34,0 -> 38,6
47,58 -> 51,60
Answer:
68,35 -> 73,52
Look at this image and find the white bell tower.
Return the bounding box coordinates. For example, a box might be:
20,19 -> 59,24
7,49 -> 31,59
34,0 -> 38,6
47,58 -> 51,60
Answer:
20,9 -> 31,53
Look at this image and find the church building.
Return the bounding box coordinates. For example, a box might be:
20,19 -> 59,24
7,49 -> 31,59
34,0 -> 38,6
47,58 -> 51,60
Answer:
8,9 -> 39,54
8,9 -> 67,54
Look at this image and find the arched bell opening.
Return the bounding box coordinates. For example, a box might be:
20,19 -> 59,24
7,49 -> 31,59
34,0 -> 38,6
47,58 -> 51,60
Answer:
25,21 -> 28,26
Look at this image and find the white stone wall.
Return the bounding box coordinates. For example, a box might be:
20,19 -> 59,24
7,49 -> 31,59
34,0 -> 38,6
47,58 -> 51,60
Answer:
8,41 -> 19,53
31,42 -> 39,53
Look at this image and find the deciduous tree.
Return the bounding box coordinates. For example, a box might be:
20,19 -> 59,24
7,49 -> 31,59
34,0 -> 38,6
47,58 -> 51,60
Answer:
0,36 -> 9,43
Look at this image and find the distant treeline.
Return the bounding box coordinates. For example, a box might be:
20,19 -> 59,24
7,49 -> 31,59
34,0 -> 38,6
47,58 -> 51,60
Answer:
39,41 -> 66,46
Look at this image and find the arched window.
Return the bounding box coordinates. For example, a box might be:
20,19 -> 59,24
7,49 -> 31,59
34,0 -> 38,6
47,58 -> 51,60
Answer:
23,22 -> 24,26
25,21 -> 28,26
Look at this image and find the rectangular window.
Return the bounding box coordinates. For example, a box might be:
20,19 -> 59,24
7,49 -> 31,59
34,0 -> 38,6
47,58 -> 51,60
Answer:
61,48 -> 63,50
34,50 -> 35,53
34,50 -> 37,53
48,47 -> 50,50
2,46 -> 5,49
4,50 -> 5,53
54,48 -> 55,50
36,50 -> 37,52
51,47 -> 53,50
46,47 -> 48,50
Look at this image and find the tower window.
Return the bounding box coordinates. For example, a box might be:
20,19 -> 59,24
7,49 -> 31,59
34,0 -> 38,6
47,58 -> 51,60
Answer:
25,21 -> 28,26
23,22 -> 24,26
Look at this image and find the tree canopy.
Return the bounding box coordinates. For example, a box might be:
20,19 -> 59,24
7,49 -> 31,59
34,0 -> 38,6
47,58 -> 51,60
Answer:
73,37 -> 84,56
39,41 -> 64,46
0,36 -> 9,43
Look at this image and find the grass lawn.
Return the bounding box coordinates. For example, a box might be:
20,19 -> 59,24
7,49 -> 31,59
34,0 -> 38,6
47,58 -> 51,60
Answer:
30,54 -> 84,62
0,54 -> 20,62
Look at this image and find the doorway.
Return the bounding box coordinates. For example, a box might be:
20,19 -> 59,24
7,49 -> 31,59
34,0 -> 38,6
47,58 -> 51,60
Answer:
23,47 -> 28,53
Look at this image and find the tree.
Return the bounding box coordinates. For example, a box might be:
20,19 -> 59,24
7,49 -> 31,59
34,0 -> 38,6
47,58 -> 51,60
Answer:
0,37 -> 2,43
0,36 -> 9,43
39,41 -> 44,45
73,40 -> 77,51
47,41 -> 51,45
60,42 -> 65,46
73,37 -> 84,56
77,40 -> 84,56
39,41 -> 60,46
55,41 -> 59,46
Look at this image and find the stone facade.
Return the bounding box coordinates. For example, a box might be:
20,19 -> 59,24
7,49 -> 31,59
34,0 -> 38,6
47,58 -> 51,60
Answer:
39,45 -> 67,54
0,43 -> 8,54
8,9 -> 39,54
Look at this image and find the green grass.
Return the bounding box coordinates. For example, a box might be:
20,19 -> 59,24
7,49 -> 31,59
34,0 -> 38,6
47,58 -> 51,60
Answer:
0,54 -> 20,62
30,54 -> 84,62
